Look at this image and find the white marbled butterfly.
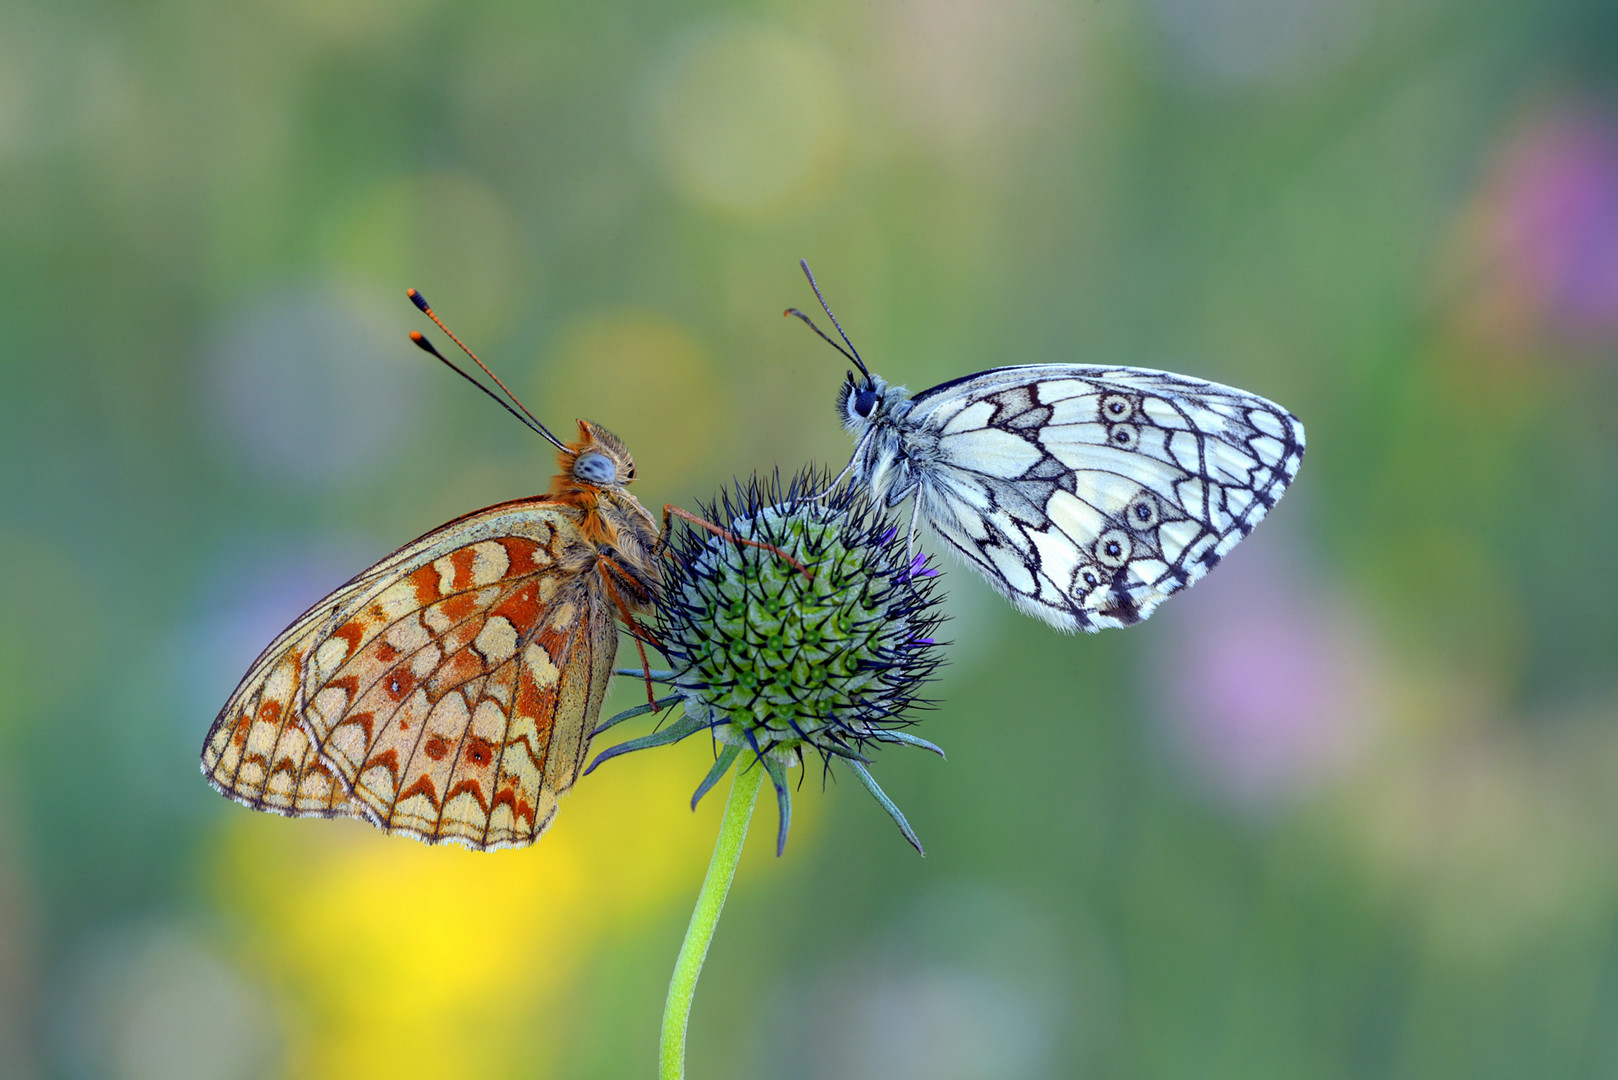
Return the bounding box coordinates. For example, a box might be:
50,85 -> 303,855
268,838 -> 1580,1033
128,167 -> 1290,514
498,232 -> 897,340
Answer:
788,262 -> 1305,632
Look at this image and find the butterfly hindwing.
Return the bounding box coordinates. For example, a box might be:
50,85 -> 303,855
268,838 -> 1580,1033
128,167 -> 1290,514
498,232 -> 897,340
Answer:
204,498 -> 628,851
202,412 -> 665,852
202,584 -> 375,822
899,364 -> 1304,632
293,501 -> 625,851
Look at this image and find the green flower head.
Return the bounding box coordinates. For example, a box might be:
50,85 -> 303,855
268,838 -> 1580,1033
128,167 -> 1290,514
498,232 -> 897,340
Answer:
588,468 -> 946,854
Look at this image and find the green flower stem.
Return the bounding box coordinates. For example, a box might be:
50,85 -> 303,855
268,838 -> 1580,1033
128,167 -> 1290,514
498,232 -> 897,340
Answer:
659,758 -> 765,1080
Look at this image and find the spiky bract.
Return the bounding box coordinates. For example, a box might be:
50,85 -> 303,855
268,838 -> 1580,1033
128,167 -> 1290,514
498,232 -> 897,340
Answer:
588,468 -> 945,854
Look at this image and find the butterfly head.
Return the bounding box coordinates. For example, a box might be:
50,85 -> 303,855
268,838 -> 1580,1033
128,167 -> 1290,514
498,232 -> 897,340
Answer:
553,419 -> 638,498
838,370 -> 896,434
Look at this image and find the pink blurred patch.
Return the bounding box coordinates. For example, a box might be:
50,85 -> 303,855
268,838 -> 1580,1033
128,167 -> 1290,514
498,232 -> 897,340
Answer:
1152,535 -> 1381,808
1448,101 -> 1618,351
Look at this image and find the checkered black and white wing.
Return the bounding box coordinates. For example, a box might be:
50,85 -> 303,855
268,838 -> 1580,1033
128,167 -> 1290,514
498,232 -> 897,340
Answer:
903,364 -> 1304,632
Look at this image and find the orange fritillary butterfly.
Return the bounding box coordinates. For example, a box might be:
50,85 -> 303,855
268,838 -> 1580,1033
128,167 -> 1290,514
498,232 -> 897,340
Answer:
200,419 -> 663,851
200,291 -> 669,851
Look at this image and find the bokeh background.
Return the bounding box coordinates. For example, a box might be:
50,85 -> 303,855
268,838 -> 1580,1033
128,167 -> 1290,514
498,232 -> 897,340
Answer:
3,0 -> 1618,1076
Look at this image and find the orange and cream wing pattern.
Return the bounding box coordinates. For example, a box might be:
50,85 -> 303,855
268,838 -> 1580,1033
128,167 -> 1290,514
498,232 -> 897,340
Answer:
202,593 -> 370,821
298,504 -> 619,851
202,497 -> 624,851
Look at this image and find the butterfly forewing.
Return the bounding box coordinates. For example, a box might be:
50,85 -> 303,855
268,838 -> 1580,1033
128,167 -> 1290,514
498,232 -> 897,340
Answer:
893,364 -> 1303,632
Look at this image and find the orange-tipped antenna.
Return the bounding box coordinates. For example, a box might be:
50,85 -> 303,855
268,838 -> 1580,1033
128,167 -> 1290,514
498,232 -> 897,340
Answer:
406,288 -> 566,450
795,260 -> 872,383
406,315 -> 568,451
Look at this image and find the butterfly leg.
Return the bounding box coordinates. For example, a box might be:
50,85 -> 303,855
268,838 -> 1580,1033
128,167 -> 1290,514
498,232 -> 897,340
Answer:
906,498 -> 922,561
660,504 -> 813,580
807,454 -> 859,502
596,559 -> 661,706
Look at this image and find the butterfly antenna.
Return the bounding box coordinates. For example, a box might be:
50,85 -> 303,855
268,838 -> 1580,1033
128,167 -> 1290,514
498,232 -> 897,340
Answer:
407,331 -> 567,449
784,307 -> 860,366
406,289 -> 568,452
797,259 -> 872,382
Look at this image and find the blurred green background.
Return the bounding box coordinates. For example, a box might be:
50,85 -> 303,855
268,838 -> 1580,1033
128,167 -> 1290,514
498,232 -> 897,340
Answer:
4,0 -> 1618,1076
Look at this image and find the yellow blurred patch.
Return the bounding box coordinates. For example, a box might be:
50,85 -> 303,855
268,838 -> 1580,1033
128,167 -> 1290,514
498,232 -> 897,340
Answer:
541,313 -> 731,492
651,24 -> 847,218
211,730 -> 811,1080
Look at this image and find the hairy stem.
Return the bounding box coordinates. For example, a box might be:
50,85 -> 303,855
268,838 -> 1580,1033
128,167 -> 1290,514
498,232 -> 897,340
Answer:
659,759 -> 764,1080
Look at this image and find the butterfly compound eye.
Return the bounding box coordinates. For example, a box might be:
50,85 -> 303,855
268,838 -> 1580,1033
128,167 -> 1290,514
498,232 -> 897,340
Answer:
853,388 -> 880,418
574,451 -> 617,484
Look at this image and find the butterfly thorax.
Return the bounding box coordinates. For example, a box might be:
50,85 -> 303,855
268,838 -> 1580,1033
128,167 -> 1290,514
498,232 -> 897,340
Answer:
548,420 -> 661,615
843,379 -> 936,510
589,492 -> 660,612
